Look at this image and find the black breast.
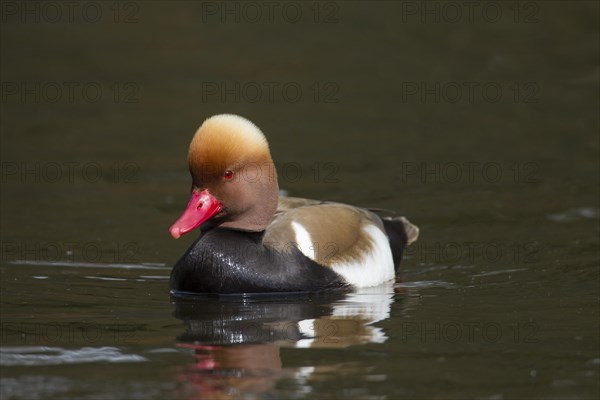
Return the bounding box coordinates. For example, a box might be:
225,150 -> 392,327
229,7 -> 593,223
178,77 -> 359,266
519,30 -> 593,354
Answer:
170,228 -> 349,294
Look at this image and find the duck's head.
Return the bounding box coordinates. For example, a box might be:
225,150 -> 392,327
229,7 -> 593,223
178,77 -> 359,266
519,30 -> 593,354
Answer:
169,114 -> 279,239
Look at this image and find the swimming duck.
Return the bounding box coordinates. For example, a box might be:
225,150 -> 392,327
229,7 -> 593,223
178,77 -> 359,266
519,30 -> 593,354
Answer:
169,114 -> 419,294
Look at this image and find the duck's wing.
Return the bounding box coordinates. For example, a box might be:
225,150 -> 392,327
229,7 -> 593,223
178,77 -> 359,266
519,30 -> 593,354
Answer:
275,197 -> 419,248
265,202 -> 409,287
267,203 -> 378,266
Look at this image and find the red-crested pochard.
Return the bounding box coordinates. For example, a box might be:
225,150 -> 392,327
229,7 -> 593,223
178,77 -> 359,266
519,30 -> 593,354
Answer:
169,114 -> 419,294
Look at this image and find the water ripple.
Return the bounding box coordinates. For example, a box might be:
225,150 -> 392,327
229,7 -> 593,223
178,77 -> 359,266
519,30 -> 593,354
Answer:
472,268 -> 527,278
548,207 -> 600,222
0,346 -> 147,366
10,260 -> 170,270
394,280 -> 456,289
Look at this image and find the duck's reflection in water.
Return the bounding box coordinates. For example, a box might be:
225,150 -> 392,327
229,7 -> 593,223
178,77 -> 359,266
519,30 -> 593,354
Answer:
172,281 -> 411,398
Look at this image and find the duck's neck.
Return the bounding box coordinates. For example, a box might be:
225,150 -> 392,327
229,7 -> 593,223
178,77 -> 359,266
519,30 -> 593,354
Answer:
220,162 -> 279,232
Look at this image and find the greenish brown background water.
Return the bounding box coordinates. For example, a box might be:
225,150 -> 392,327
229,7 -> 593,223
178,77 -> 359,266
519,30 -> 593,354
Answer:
1,1 -> 598,399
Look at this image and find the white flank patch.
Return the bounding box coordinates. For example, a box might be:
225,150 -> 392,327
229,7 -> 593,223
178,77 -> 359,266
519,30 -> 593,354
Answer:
291,221 -> 315,260
331,225 -> 395,288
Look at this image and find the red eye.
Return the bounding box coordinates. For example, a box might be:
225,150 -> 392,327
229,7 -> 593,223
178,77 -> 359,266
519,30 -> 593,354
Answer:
223,170 -> 234,180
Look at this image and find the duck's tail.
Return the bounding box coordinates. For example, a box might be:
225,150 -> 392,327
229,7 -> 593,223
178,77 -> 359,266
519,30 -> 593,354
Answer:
382,216 -> 419,270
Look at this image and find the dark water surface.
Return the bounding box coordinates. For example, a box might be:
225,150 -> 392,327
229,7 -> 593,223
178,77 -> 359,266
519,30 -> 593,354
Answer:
1,2 -> 599,399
